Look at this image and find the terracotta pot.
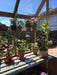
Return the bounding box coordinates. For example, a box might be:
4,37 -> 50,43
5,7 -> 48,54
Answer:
18,50 -> 25,59
31,26 -> 36,31
39,50 -> 48,58
26,27 -> 31,31
4,54 -> 13,63
33,47 -> 38,55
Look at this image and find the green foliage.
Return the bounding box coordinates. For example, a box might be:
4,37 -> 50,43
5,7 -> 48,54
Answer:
17,39 -> 26,50
17,20 -> 25,28
31,23 -> 36,26
25,20 -> 31,27
31,42 -> 39,48
39,21 -> 49,51
41,21 -> 49,35
11,14 -> 17,24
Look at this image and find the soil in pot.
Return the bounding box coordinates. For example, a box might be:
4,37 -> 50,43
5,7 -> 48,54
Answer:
33,47 -> 38,55
39,50 -> 48,58
18,50 -> 25,60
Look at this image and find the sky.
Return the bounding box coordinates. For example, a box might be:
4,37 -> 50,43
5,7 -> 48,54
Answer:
0,0 -> 57,26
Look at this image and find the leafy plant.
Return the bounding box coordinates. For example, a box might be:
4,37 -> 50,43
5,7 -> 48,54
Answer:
31,42 -> 39,48
25,20 -> 31,27
17,39 -> 26,51
39,21 -> 49,51
17,20 -> 25,28
11,14 -> 17,24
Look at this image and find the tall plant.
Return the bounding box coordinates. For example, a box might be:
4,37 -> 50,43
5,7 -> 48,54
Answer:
39,21 -> 49,51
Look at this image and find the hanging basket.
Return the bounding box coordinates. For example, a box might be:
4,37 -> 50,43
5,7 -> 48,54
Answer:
11,24 -> 16,31
26,27 -> 31,31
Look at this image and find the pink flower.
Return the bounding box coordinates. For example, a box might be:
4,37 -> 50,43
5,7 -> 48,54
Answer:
31,21 -> 34,23
36,17 -> 38,20
34,18 -> 37,22
31,17 -> 35,20
31,17 -> 38,23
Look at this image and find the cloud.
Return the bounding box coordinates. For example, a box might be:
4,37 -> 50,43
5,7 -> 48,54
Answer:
4,20 -> 10,23
1,21 -> 4,24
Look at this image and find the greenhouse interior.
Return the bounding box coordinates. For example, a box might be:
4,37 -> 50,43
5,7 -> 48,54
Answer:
0,0 -> 57,75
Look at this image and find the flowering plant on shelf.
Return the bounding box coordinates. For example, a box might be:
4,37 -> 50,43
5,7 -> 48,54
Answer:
31,17 -> 38,26
31,17 -> 40,31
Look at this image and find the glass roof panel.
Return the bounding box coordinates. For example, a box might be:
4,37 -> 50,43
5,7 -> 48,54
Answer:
39,3 -> 46,15
18,0 -> 42,15
40,0 -> 57,15
49,0 -> 57,9
0,0 -> 16,13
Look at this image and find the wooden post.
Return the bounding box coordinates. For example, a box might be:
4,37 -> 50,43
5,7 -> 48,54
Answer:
34,30 -> 36,43
46,0 -> 49,73
14,31 -> 16,56
46,0 -> 49,50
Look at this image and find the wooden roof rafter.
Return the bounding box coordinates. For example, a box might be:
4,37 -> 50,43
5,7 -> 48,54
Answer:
0,0 -> 47,19
0,11 -> 14,18
0,11 -> 35,19
35,0 -> 47,16
13,0 -> 20,17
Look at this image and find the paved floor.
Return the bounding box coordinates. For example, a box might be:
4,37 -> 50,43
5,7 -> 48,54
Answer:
48,46 -> 57,57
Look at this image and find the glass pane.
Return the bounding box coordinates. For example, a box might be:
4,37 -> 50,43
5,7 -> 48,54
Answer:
0,0 -> 16,13
49,0 -> 57,9
18,0 -> 42,15
0,17 -> 12,27
39,3 -> 46,15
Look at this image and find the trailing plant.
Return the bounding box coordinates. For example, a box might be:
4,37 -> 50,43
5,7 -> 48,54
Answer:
25,20 -> 31,27
11,14 -> 17,31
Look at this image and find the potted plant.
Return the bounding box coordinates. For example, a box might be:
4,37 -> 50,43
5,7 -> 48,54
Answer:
2,36 -> 13,63
31,42 -> 39,55
0,36 -> 2,58
31,17 -> 39,31
17,20 -> 25,31
39,21 -> 49,58
17,39 -> 26,60
4,53 -> 13,63
25,20 -> 31,31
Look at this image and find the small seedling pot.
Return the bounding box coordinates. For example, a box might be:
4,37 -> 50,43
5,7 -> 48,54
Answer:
33,47 -> 38,55
39,50 -> 48,58
18,50 -> 25,60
